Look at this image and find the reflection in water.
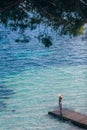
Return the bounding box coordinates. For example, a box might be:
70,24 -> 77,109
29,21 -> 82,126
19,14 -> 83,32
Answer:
0,0 -> 87,47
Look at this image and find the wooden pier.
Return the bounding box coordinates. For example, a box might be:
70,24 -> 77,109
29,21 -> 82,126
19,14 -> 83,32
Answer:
48,108 -> 87,129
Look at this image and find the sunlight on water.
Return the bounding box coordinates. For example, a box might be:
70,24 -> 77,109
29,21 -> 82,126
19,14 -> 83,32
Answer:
0,65 -> 87,130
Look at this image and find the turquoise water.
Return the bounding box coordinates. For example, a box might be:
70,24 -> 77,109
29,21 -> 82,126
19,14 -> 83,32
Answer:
0,26 -> 87,130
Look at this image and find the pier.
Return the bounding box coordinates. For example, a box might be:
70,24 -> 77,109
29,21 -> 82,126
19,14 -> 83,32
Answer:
48,108 -> 87,129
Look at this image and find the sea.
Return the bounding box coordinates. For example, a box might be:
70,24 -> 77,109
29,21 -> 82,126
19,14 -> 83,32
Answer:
0,22 -> 87,130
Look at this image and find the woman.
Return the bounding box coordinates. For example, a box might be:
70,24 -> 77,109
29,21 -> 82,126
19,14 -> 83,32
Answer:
58,94 -> 64,115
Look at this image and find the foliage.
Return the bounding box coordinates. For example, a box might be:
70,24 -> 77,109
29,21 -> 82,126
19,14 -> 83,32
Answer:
0,0 -> 87,46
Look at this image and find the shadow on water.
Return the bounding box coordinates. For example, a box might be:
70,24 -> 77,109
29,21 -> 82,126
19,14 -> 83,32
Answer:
48,114 -> 87,130
0,0 -> 87,47
0,82 -> 15,111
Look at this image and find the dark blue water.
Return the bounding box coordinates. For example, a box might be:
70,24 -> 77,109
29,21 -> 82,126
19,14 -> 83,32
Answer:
0,27 -> 87,78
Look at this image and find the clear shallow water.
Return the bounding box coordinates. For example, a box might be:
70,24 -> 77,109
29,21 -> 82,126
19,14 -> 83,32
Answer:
0,26 -> 87,130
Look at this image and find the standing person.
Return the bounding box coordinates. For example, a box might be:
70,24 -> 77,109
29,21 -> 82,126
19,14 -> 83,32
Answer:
58,94 -> 64,115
